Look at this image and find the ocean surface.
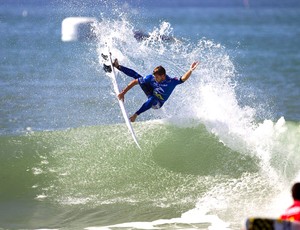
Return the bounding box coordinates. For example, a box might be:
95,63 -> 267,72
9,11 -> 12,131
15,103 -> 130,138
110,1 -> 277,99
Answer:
1,0 -> 300,229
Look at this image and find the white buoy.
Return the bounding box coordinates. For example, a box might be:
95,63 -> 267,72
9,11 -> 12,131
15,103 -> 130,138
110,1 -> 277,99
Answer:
61,17 -> 97,42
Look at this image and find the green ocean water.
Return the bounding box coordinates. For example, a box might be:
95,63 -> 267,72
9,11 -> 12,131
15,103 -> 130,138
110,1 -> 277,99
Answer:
1,120 -> 300,229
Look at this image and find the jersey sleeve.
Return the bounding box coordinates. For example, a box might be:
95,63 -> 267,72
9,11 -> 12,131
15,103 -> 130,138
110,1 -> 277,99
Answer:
138,74 -> 153,85
174,77 -> 184,85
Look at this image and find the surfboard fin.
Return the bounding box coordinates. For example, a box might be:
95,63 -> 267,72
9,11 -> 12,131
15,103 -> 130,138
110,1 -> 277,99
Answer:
101,53 -> 109,61
103,64 -> 112,73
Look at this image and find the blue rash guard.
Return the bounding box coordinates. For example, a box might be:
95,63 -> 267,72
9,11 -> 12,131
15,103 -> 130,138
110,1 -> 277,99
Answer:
119,65 -> 184,115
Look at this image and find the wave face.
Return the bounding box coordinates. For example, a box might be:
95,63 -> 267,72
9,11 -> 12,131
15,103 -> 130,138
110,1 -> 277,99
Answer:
1,119 -> 299,229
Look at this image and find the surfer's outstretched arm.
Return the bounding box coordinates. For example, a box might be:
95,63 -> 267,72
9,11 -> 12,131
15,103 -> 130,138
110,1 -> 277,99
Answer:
180,61 -> 199,82
118,79 -> 138,101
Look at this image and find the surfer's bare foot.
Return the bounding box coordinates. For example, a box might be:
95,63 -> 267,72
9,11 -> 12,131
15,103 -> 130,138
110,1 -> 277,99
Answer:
113,59 -> 120,69
130,113 -> 138,122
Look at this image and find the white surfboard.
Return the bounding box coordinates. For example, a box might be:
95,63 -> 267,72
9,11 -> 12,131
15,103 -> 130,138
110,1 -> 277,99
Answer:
102,46 -> 141,150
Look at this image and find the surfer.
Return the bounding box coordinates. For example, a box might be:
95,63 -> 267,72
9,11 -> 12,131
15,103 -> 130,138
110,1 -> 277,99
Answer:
113,59 -> 199,122
280,182 -> 300,222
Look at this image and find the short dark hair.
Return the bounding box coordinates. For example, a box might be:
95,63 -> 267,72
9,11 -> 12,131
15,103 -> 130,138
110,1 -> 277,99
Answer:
153,66 -> 166,76
292,182 -> 300,200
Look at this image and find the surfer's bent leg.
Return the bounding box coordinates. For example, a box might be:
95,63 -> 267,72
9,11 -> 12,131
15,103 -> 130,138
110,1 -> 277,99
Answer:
136,96 -> 162,115
118,66 -> 152,97
119,66 -> 143,79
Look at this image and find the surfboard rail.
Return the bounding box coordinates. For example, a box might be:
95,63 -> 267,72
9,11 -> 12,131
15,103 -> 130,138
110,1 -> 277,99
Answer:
103,45 -> 141,150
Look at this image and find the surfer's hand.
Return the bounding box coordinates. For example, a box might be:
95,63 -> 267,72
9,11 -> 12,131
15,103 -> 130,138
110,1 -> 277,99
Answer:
118,92 -> 125,101
130,113 -> 138,122
190,61 -> 199,71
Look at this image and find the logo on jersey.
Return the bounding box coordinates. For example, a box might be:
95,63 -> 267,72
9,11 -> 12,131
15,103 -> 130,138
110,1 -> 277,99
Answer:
154,87 -> 165,100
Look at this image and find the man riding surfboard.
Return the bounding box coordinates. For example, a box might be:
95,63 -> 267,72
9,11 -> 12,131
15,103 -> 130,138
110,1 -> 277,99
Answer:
113,59 -> 199,122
